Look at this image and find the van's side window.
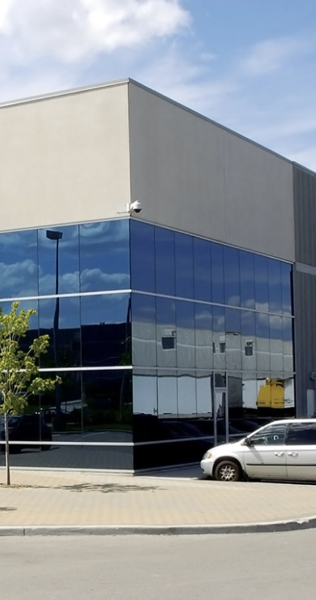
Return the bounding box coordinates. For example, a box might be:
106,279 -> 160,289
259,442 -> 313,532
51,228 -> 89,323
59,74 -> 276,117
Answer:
286,423 -> 316,445
249,424 -> 287,445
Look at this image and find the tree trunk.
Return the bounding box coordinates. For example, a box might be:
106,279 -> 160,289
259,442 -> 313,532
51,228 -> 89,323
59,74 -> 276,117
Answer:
4,412 -> 10,486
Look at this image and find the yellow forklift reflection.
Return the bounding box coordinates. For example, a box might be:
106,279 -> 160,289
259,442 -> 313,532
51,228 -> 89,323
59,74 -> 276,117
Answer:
257,378 -> 285,409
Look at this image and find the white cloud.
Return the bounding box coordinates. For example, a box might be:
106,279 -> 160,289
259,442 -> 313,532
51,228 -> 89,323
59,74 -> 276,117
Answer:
256,118 -> 316,141
240,36 -> 313,76
39,272 -> 80,295
137,47 -> 237,115
0,0 -> 12,30
0,259 -> 37,297
0,0 -> 190,64
81,268 -> 130,292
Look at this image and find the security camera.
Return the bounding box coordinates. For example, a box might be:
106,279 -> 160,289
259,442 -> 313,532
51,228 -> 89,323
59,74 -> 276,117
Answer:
130,200 -> 142,214
117,200 -> 143,215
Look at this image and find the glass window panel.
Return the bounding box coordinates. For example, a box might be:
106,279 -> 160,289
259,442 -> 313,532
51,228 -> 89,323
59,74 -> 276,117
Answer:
156,297 -> 176,367
225,308 -> 241,370
224,246 -> 240,306
82,370 -> 132,436
211,243 -> 224,304
130,221 -> 155,292
79,445 -> 133,470
4,441 -> 133,470
175,233 -> 194,298
228,374 -> 243,420
79,220 -> 130,293
176,300 -> 195,368
269,315 -> 283,372
240,251 -> 255,310
193,237 -> 211,301
38,225 -> 79,295
38,371 -> 82,435
81,293 -> 131,367
133,372 -> 157,416
257,377 -> 269,411
155,227 -> 175,296
281,262 -> 293,316
212,306 -> 225,370
38,297 -> 80,368
241,310 -> 256,337
256,375 -> 293,417
177,372 -> 196,417
132,294 -> 156,367
242,374 -> 259,415
284,376 -> 295,410
283,317 -> 294,372
158,372 -> 177,418
241,310 -> 256,371
0,230 -> 38,298
268,259 -> 282,314
133,369 -> 165,445
229,374 -> 259,434
195,304 -> 213,369
262,376 -> 291,413
254,255 -> 269,312
196,373 -> 213,419
256,313 -> 270,373
225,307 -> 241,333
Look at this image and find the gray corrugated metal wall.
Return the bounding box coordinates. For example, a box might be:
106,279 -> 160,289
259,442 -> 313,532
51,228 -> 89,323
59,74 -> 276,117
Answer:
293,269 -> 316,416
293,166 -> 316,265
293,165 -> 316,415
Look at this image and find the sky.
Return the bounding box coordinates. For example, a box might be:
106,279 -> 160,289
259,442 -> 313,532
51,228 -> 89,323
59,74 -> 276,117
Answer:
0,0 -> 316,171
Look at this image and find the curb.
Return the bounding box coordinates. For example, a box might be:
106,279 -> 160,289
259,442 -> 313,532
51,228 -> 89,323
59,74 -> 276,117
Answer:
1,517 -> 316,536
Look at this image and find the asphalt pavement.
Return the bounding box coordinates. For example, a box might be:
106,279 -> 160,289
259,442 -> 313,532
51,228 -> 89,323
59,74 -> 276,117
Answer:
0,464 -> 316,535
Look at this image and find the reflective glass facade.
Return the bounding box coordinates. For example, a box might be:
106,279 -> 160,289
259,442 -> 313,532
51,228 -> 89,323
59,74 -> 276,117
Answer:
0,219 -> 294,471
130,220 -> 294,469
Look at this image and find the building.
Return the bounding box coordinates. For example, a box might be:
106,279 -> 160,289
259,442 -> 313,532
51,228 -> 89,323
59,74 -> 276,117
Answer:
0,78 -> 315,471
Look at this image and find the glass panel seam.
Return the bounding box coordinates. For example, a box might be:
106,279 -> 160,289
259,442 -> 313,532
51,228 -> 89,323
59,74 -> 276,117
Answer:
132,290 -> 294,318
38,366 -> 133,372
0,289 -> 132,303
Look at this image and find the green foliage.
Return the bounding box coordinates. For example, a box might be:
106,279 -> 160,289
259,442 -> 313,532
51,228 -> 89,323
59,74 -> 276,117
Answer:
0,302 -> 60,415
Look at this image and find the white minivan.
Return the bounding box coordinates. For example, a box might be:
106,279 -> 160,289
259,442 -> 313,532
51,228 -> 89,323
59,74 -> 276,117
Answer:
201,419 -> 316,482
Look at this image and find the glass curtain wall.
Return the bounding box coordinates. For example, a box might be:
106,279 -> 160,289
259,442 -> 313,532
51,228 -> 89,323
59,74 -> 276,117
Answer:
0,220 -> 133,470
131,220 -> 295,470
0,218 -> 294,471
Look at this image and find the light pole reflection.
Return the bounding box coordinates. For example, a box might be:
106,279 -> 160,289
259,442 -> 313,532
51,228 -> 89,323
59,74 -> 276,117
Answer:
46,230 -> 63,424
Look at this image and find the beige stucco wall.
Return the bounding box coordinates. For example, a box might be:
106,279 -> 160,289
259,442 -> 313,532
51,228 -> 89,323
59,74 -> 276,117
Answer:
128,81 -> 295,262
0,81 -> 131,232
0,78 -> 296,262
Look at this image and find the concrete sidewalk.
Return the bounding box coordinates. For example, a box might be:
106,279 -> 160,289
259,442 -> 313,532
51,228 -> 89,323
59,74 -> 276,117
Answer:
0,466 -> 316,535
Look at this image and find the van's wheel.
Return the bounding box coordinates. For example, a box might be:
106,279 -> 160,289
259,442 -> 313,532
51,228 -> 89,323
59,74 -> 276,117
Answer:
214,460 -> 241,482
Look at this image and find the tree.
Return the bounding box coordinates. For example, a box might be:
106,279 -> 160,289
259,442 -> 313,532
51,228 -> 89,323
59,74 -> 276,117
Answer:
0,302 -> 60,485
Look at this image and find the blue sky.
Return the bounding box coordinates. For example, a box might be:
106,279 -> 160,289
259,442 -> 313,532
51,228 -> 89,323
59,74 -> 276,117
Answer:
1,0 -> 316,170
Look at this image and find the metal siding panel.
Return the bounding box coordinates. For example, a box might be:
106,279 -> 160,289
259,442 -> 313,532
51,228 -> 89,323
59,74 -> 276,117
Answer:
294,166 -> 316,265
293,268 -> 316,416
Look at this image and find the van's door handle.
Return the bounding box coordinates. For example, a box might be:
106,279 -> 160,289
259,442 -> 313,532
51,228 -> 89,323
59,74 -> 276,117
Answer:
274,452 -> 284,457
287,452 -> 298,457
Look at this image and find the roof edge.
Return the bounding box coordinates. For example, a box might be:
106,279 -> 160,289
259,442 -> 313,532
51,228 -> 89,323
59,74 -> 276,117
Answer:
0,78 -> 131,110
0,76 -> 315,176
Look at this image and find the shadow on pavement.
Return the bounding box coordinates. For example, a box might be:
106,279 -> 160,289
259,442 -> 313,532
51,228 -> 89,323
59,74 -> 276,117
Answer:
0,482 -> 162,494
